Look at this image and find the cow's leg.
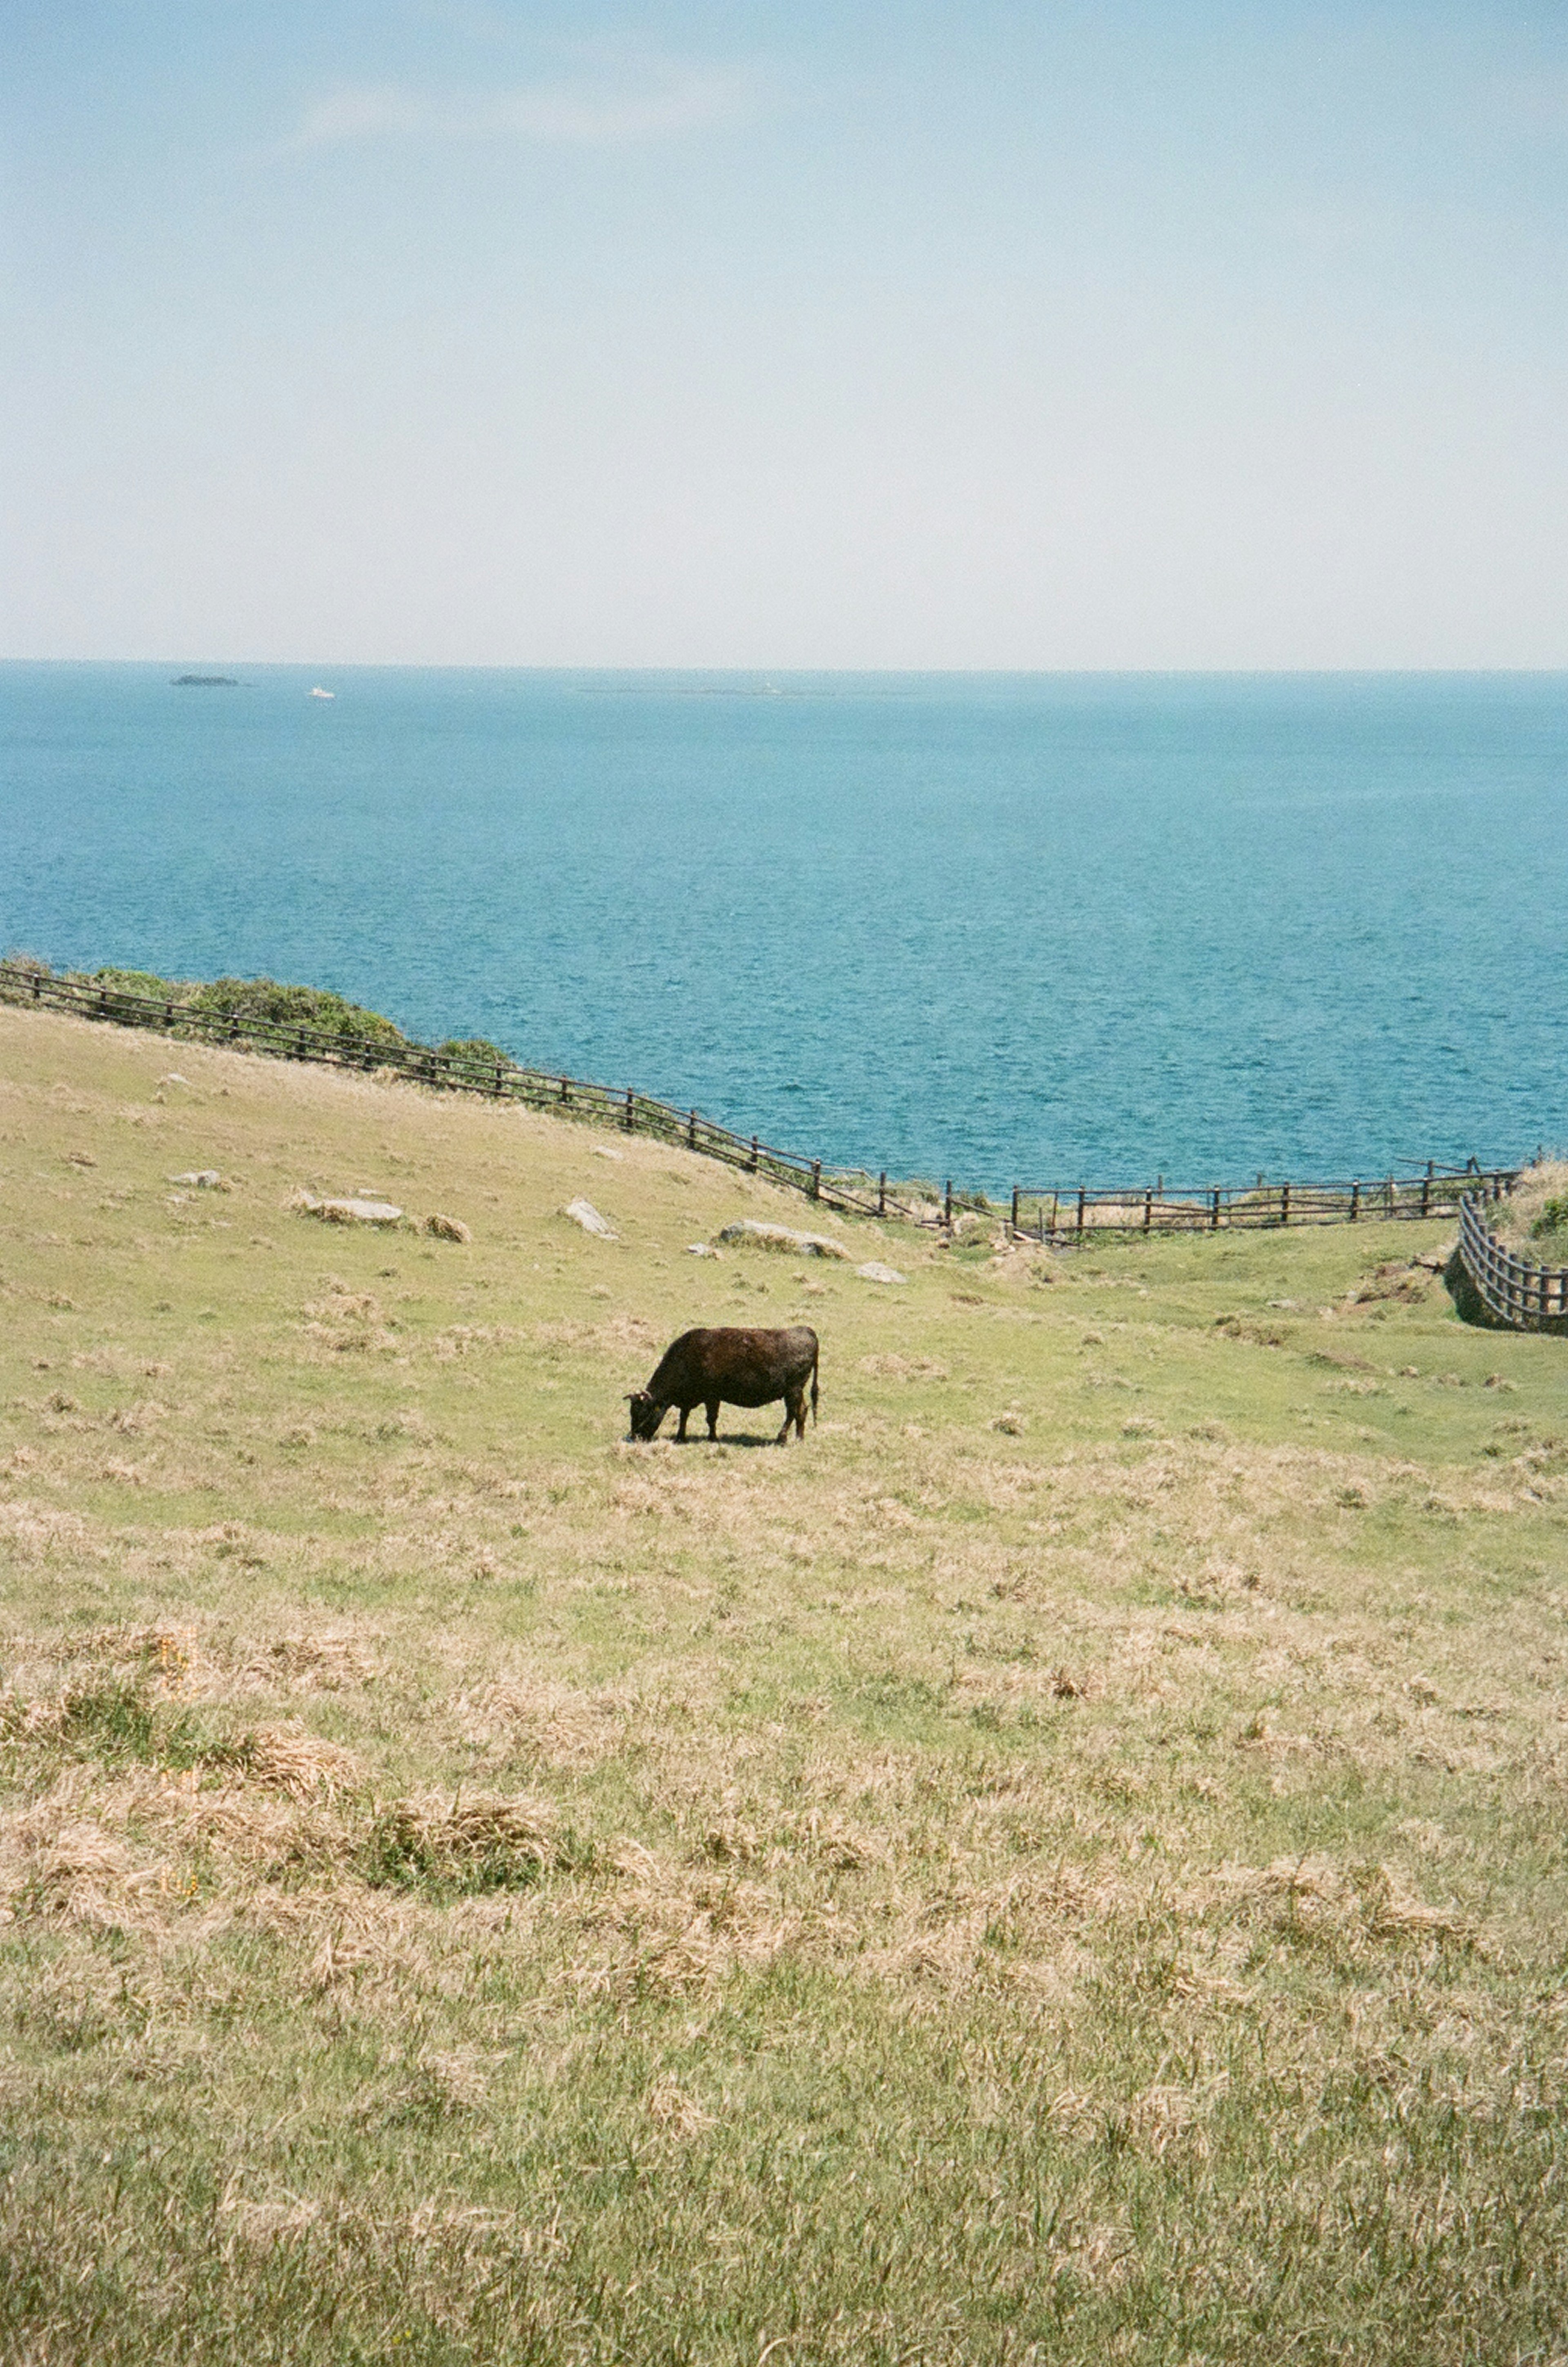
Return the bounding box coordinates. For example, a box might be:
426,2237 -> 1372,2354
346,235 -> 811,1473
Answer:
675,1405 -> 689,1442
777,1387 -> 801,1445
706,1400 -> 720,1439
794,1387 -> 808,1441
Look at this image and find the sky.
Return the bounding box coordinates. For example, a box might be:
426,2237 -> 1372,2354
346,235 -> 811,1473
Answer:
2,2 -> 1566,669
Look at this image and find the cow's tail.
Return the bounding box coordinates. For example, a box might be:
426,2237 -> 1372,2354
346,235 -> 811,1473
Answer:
811,1341 -> 820,1425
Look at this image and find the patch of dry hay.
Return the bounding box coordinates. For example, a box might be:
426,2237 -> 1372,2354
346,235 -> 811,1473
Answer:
245,1724 -> 367,1800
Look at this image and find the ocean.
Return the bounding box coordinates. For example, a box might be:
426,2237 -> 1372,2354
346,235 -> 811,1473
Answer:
2,664 -> 1565,1192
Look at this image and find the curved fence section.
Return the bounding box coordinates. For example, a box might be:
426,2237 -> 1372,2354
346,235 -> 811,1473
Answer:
1458,1192 -> 1568,1332
3,957 -> 1529,1247
0,960 -> 938,1230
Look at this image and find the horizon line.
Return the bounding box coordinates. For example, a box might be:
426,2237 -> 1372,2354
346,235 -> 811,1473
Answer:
4,659 -> 1568,680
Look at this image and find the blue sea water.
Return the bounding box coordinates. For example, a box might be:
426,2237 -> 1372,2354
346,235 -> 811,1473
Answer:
2,664 -> 1565,1191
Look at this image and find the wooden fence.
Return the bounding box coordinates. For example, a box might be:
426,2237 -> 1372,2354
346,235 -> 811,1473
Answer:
3,958 -> 1528,1249
1008,1166 -> 1503,1242
1457,1192 -> 1568,1332
0,960 -> 937,1231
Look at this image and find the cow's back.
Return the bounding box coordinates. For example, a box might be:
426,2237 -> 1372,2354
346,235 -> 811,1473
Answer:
650,1326 -> 817,1407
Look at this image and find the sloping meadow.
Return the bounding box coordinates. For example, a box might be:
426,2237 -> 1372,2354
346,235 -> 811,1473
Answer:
2,1004 -> 1566,2365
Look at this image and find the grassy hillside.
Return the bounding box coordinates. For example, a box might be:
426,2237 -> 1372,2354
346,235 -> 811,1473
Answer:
2,1002 -> 1566,2366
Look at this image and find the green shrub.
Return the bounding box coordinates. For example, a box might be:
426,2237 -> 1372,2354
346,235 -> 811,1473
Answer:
438,1036 -> 515,1073
67,965 -> 410,1056
1531,1197 -> 1568,1243
85,966 -> 194,1001
186,976 -> 408,1054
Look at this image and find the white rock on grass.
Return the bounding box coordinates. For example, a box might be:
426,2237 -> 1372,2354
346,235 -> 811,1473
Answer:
686,1243 -> 722,1257
592,1146 -> 625,1161
563,1197 -> 618,1240
715,1220 -> 850,1260
856,1261 -> 907,1284
289,1191 -> 403,1227
169,1170 -> 224,1190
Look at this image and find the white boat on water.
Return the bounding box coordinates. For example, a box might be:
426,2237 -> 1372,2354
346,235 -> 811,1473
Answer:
309,685 -> 335,700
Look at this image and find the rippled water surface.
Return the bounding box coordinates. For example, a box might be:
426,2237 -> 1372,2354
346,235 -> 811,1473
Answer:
3,665 -> 1565,1188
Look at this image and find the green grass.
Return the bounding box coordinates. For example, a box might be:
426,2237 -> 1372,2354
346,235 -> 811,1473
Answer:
2,1002 -> 1566,2363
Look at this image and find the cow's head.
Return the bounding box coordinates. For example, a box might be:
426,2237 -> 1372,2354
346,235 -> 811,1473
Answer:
626,1390 -> 664,1441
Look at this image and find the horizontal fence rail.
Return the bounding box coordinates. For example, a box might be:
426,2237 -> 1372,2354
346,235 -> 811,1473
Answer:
1009,1166 -> 1506,1242
1458,1193 -> 1568,1332
0,960 -> 942,1230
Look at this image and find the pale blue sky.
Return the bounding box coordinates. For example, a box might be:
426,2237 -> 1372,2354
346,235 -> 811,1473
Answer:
4,3 -> 1566,666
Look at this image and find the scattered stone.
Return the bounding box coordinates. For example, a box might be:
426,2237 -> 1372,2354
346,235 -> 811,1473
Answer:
169,1170 -> 224,1190
289,1191 -> 403,1227
424,1212 -> 472,1243
856,1262 -> 907,1284
592,1146 -> 624,1161
563,1197 -> 617,1240
158,1073 -> 191,1088
686,1243 -> 722,1257
715,1220 -> 850,1260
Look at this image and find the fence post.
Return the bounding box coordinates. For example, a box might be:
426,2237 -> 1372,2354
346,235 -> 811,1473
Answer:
750,1136 -> 759,1173
1210,1187 -> 1220,1230
879,1170 -> 886,1216
1421,1162 -> 1431,1218
1011,1185 -> 1020,1236
812,1159 -> 822,1201
1076,1187 -> 1085,1237
560,1076 -> 570,1104
624,1087 -> 634,1134
1350,1181 -> 1360,1221
688,1109 -> 697,1149
944,1180 -> 953,1229
1143,1188 -> 1152,1232
1281,1180 -> 1290,1226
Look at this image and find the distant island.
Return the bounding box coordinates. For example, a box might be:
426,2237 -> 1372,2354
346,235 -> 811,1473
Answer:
171,673 -> 239,687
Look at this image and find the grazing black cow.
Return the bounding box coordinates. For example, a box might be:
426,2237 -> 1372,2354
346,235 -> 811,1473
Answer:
627,1325 -> 819,1444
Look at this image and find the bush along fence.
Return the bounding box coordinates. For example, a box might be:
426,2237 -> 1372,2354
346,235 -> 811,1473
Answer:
2,958 -> 1524,1248
1457,1186 -> 1568,1333
0,959 -> 940,1230
1007,1166 -> 1511,1242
